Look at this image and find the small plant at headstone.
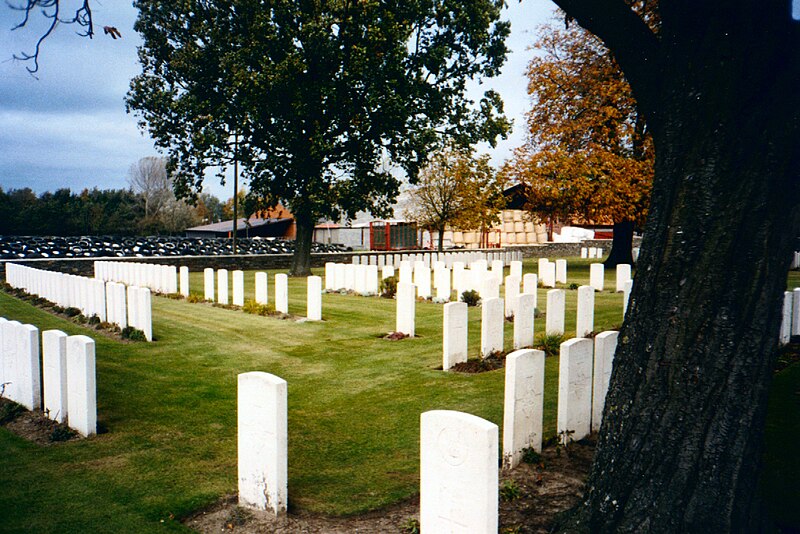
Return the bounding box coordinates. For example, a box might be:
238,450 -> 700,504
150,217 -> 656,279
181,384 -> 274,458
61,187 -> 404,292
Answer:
0,400 -> 25,425
558,429 -> 575,456
63,307 -> 82,317
379,275 -> 398,299
499,479 -> 523,501
186,293 -> 205,303
501,526 -> 523,534
568,282 -> 579,290
521,447 -> 543,465
165,293 -> 184,300
460,289 -> 481,307
401,518 -> 420,534
242,299 -> 275,316
88,315 -> 101,325
121,326 -> 147,341
533,307 -> 543,318
224,507 -> 253,529
535,332 -> 565,358
49,424 -> 77,443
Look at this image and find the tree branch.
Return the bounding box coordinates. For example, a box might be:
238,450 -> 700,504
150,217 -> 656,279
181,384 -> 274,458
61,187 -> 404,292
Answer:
549,0 -> 661,119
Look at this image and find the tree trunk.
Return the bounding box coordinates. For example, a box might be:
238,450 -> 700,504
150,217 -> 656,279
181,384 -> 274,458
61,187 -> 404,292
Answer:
437,225 -> 445,252
556,15 -> 800,531
290,213 -> 315,276
602,220 -> 634,268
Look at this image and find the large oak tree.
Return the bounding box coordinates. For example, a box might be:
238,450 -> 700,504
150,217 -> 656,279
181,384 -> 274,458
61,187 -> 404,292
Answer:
125,0 -> 511,275
549,0 -> 800,531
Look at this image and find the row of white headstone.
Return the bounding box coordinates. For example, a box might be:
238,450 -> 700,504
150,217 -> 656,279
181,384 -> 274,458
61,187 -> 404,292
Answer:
95,260 -> 179,295
351,249 -> 523,269
237,332 -> 616,531
202,268 -> 323,321
0,317 -> 96,436
580,247 -> 604,259
5,263 -> 153,341
440,283 -> 630,368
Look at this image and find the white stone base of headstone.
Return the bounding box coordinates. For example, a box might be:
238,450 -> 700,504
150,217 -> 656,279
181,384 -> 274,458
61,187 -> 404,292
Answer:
503,349 -> 545,469
420,410 -> 498,534
238,371 -> 288,516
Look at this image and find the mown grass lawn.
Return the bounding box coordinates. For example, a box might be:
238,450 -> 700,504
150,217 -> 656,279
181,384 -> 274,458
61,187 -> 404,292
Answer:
0,258 -> 796,532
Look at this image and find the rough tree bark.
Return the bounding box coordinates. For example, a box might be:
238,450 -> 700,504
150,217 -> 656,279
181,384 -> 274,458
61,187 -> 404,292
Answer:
603,220 -> 635,267
550,1 -> 800,531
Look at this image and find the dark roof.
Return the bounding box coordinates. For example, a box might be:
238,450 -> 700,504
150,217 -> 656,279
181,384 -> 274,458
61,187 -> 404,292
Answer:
503,183 -> 528,210
187,217 -> 291,233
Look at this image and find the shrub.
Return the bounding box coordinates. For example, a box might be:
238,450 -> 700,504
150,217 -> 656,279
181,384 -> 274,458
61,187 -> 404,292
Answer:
88,315 -> 101,325
186,293 -> 206,304
460,289 -> 481,307
0,401 -> 25,425
499,479 -> 522,501
49,425 -> 77,443
242,299 -> 274,316
568,282 -> 580,290
63,307 -> 82,317
121,327 -> 147,341
379,276 -> 398,299
535,332 -> 565,358
521,447 -> 543,465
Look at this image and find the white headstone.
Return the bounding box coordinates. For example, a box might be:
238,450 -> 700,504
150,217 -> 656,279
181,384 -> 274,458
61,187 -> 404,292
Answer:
589,263 -> 604,292
16,324 -> 41,411
42,330 -> 68,423
510,260 -> 522,279
576,285 -> 595,338
232,270 -> 245,306
204,268 -> 215,301
522,274 -> 538,309
503,349 -> 545,469
66,335 -> 97,437
480,272 -> 500,301
557,338 -> 593,444
255,272 -> 268,304
334,263 -> 346,291
491,259 -> 504,280
416,265 -> 432,299
542,262 -> 556,288
179,266 -> 190,297
324,263 -> 335,291
218,269 -> 229,304
138,288 -> 153,341
443,302 -> 468,370
381,265 -> 395,280
793,288 -> 800,336
275,274 -> 289,314
420,410 -> 498,534
545,289 -> 566,335
480,297 -> 504,358
555,259 -> 567,284
513,293 -> 535,350
615,264 -> 632,292
399,261 -> 413,285
623,279 -> 633,316
504,275 -> 521,318
1,320 -> 20,403
365,265 -> 379,295
396,282 -> 416,337
307,276 -> 322,321
592,331 -> 618,432
237,371 -> 288,515
580,247 -> 588,259
780,291 -> 792,345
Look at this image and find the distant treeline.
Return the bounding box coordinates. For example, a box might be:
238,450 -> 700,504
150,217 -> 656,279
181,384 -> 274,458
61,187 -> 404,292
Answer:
0,187 -> 224,237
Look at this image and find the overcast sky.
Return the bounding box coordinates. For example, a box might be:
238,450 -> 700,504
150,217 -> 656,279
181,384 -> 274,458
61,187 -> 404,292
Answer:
0,1 -> 557,201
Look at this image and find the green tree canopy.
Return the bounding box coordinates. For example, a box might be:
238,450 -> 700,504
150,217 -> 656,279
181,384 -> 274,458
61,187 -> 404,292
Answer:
126,0 -> 511,274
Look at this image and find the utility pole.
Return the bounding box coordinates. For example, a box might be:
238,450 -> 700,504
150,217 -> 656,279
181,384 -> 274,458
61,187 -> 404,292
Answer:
232,132 -> 239,255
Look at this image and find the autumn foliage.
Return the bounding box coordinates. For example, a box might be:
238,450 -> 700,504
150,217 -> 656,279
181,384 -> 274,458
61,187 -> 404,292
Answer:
503,19 -> 653,230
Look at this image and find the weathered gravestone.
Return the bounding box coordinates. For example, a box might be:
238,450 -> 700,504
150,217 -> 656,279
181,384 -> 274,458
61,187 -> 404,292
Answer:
503,349 -> 545,469
420,410 -> 498,534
